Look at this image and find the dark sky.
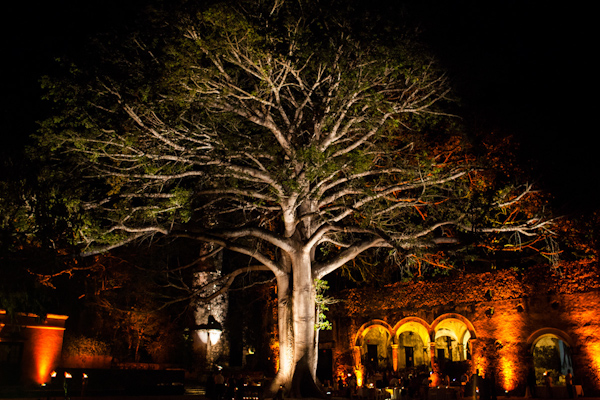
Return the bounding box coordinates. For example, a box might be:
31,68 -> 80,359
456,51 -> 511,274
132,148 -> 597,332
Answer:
1,0 -> 593,213
411,2 -> 594,213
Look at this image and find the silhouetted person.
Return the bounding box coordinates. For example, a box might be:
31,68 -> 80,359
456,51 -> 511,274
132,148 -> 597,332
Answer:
544,372 -> 553,399
566,369 -> 574,399
63,375 -> 70,400
470,369 -> 481,400
526,368 -> 537,398
226,376 -> 236,400
489,370 -> 497,400
274,385 -> 285,400
459,373 -> 468,399
482,375 -> 492,400
214,370 -> 225,400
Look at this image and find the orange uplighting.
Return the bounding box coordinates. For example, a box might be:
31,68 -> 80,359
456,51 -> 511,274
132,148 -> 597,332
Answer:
581,341 -> 600,384
28,328 -> 65,384
354,367 -> 363,387
269,340 -> 280,373
474,356 -> 487,379
499,357 -> 518,391
64,371 -> 72,378
494,316 -> 524,391
0,311 -> 67,386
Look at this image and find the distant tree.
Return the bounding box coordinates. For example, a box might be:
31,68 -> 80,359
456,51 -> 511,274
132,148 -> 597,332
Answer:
38,0 -> 554,395
62,335 -> 111,358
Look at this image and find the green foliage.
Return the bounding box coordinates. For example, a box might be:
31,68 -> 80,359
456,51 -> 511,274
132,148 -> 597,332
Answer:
28,0 -> 555,306
0,154 -> 92,315
314,279 -> 336,331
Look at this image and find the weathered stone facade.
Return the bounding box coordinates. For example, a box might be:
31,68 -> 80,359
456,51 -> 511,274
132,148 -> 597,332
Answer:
0,311 -> 68,386
325,260 -> 600,395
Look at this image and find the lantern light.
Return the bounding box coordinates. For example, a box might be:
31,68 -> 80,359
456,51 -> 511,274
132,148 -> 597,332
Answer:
194,315 -> 223,345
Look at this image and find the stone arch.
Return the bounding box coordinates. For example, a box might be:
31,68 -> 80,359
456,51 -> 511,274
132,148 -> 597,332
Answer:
354,320 -> 395,373
431,313 -> 477,362
392,317 -> 432,371
431,313 -> 477,339
526,328 -> 574,386
392,317 -> 432,347
526,328 -> 574,351
354,319 -> 394,347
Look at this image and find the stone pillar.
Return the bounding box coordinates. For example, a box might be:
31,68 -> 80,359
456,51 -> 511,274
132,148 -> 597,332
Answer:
354,345 -> 362,368
392,344 -> 399,372
429,341 -> 436,368
429,341 -> 442,386
354,345 -> 365,387
469,339 -> 479,374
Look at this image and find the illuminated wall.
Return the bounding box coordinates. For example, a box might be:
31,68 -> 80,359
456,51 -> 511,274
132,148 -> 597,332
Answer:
0,311 -> 68,386
326,260 -> 600,395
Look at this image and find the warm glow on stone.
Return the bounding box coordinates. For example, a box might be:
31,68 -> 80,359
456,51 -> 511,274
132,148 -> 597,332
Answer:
499,356 -> 517,391
270,340 -> 280,373
490,301 -> 525,391
30,327 -> 65,384
1,312 -> 67,385
354,367 -> 363,387
330,261 -> 600,395
582,341 -> 600,386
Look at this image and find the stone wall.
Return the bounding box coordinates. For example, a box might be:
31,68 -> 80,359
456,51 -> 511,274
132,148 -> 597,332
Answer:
326,260 -> 600,395
0,311 -> 68,386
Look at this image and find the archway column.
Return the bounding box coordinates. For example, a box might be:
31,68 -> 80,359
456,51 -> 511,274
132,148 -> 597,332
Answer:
392,344 -> 399,372
429,341 -> 442,386
429,341 -> 436,367
353,345 -> 362,368
353,345 -> 364,387
469,338 -> 479,373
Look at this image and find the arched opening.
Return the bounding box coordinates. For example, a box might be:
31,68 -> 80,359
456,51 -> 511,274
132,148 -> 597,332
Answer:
361,325 -> 393,373
532,334 -> 573,387
435,328 -> 460,362
398,331 -> 429,369
432,317 -> 475,382
394,320 -> 432,374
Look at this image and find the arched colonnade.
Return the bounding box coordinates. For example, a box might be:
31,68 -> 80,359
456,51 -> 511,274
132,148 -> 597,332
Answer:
348,315 -> 576,392
353,314 -> 477,376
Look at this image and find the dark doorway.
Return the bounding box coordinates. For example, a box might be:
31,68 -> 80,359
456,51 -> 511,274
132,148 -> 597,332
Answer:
367,344 -> 378,370
405,346 -> 414,368
0,342 -> 23,385
317,348 -> 333,384
437,348 -> 446,362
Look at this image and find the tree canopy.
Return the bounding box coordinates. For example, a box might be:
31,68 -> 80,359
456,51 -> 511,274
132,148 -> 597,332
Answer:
35,0 -> 556,395
39,0 -> 551,264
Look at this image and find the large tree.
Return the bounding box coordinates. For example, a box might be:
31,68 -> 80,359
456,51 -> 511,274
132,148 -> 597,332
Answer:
39,0 -> 553,396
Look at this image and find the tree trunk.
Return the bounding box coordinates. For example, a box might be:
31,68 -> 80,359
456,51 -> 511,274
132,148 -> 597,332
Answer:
269,253 -> 324,398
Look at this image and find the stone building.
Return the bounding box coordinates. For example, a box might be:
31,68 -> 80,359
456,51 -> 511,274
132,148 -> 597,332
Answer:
322,260 -> 600,396
0,311 -> 68,387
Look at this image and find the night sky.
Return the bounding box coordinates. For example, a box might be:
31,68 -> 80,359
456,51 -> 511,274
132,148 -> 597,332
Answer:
1,0 -> 593,213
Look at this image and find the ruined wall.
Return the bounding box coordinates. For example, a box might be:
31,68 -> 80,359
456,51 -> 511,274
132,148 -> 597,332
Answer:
327,260 -> 600,395
0,312 -> 68,386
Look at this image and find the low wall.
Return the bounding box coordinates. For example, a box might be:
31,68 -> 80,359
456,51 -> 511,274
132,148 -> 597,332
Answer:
46,367 -> 185,396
